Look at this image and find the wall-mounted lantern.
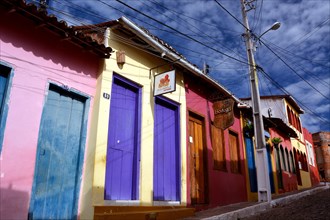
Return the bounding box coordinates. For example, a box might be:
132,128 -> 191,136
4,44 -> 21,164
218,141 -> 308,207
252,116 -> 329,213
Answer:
116,50 -> 125,68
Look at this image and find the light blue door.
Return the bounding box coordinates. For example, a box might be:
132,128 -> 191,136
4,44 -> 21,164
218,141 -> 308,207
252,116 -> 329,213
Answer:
0,65 -> 11,152
29,84 -> 87,219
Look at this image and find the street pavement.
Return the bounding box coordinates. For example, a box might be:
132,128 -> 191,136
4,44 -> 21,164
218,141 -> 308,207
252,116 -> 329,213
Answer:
184,182 -> 330,220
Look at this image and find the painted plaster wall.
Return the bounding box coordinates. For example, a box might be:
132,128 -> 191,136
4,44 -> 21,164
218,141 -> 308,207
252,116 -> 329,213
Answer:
185,77 -> 247,208
291,139 -> 312,189
90,30 -> 187,212
242,98 -> 287,122
303,128 -> 320,186
0,10 -> 101,220
285,102 -> 304,141
269,129 -> 298,194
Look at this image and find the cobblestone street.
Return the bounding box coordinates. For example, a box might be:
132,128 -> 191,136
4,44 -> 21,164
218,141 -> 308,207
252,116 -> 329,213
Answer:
242,187 -> 330,220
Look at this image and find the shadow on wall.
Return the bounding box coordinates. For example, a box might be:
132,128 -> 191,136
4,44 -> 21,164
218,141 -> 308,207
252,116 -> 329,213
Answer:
0,184 -> 30,220
0,8 -> 100,77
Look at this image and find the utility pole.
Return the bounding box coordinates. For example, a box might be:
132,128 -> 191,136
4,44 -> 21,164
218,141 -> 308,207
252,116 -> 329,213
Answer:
240,0 -> 271,202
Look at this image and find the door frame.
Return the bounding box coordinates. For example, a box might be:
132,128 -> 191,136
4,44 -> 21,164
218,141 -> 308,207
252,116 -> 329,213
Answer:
153,95 -> 181,202
188,110 -> 209,205
0,61 -> 14,153
29,82 -> 90,219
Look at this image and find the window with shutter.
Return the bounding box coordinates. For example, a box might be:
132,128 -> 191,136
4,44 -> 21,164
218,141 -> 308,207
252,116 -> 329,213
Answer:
211,125 -> 226,171
229,131 -> 240,174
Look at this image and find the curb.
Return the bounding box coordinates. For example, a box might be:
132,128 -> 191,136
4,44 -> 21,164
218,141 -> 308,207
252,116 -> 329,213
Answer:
200,184 -> 330,220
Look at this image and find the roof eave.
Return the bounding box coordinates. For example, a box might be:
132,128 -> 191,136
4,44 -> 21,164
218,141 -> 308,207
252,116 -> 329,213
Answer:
118,16 -> 243,104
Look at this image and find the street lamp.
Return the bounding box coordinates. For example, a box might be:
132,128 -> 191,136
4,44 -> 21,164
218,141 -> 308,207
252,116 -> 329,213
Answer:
258,22 -> 281,39
240,0 -> 281,203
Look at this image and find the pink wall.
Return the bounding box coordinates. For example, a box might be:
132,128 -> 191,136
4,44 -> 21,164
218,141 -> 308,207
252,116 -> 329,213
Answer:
303,128 -> 320,186
185,77 -> 247,209
0,9 -> 101,220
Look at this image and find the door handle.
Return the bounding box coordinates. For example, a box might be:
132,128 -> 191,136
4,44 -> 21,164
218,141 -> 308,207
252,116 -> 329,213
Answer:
40,149 -> 45,155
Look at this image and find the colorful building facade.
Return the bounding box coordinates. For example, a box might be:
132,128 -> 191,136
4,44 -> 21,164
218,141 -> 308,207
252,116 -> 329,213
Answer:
76,16 -> 250,218
303,128 -> 320,186
75,17 -> 190,219
0,1 -> 111,219
184,72 -> 247,209
241,95 -> 314,199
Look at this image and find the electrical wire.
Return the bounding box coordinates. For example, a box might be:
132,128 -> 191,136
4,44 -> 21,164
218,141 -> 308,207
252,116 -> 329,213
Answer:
213,0 -> 248,30
109,0 -> 249,66
259,39 -> 329,100
258,68 -> 329,123
41,0 -> 248,70
146,0 -> 242,35
137,0 -> 247,62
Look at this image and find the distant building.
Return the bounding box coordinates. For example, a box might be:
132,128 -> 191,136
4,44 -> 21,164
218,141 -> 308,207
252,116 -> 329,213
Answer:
304,128 -> 320,186
312,131 -> 330,182
241,95 -> 312,190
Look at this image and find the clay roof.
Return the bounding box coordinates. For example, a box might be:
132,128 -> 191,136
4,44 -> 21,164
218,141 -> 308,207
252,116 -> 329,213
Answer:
74,17 -> 244,104
0,0 -> 112,58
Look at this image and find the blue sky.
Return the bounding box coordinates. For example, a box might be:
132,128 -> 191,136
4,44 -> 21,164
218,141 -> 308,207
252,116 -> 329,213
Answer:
36,0 -> 329,133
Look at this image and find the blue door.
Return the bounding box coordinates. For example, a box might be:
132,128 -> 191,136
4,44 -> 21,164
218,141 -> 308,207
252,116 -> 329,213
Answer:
153,97 -> 180,201
245,136 -> 257,192
0,71 -> 7,111
105,75 -> 141,200
29,84 -> 87,220
0,65 -> 11,152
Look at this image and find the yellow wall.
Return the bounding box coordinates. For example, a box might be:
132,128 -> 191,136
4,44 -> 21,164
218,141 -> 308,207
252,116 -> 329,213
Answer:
84,30 -> 187,217
298,171 -> 312,190
291,139 -> 312,189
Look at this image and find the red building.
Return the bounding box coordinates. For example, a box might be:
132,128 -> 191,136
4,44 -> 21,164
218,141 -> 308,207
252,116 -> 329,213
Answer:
304,128 -> 320,186
268,121 -> 298,193
184,74 -> 247,210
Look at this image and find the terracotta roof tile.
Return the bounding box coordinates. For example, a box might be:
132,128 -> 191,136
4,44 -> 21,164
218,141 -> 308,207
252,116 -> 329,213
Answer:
1,0 -> 112,58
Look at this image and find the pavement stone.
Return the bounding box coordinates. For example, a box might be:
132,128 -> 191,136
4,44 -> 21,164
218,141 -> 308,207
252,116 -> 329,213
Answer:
184,182 -> 330,220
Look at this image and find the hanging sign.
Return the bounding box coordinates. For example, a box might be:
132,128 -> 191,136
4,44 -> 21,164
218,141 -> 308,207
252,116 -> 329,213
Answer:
154,70 -> 176,96
213,98 -> 235,129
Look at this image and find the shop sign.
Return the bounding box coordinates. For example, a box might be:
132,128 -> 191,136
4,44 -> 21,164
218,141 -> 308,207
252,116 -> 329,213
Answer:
154,70 -> 176,96
213,98 -> 234,129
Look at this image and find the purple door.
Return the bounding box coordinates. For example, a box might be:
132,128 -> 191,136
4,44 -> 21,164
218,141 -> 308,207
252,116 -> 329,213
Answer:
154,97 -> 180,201
105,75 -> 141,200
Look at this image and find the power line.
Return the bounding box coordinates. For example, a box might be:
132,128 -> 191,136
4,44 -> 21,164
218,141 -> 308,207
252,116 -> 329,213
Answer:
258,67 -> 329,123
146,0 -> 241,35
259,39 -> 330,100
138,0 -> 247,61
255,40 -> 330,89
214,0 -> 248,30
109,0 -> 249,66
46,0 -> 248,69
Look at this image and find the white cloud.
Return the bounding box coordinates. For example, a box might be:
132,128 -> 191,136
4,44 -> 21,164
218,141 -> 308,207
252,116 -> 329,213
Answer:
43,0 -> 330,132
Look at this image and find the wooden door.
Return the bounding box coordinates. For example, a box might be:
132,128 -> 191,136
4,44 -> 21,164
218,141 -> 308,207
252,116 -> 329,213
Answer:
189,115 -> 207,204
105,76 -> 141,200
153,97 -> 180,201
29,84 -> 87,219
